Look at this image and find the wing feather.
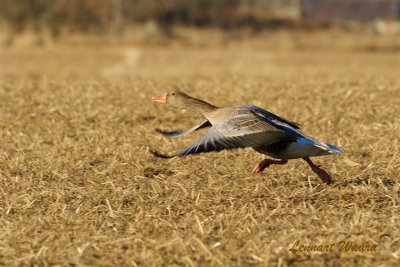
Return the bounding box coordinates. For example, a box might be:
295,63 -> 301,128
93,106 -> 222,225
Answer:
153,111 -> 294,158
242,105 -> 301,129
155,119 -> 211,137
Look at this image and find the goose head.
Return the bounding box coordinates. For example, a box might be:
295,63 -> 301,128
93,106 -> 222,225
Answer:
152,91 -> 195,109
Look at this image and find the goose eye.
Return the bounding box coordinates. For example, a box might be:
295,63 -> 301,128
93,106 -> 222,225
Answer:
171,93 -> 176,96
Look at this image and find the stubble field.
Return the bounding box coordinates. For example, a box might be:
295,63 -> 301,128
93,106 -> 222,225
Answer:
0,30 -> 399,266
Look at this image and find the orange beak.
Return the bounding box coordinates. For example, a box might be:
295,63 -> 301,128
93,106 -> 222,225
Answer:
152,93 -> 167,103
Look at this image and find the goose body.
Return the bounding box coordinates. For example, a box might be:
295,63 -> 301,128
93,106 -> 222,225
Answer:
152,92 -> 341,184
260,137 -> 341,159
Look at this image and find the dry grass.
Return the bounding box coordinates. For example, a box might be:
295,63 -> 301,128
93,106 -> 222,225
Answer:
0,30 -> 399,266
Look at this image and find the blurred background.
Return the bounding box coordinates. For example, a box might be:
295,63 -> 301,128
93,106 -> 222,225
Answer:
0,0 -> 399,45
0,0 -> 399,79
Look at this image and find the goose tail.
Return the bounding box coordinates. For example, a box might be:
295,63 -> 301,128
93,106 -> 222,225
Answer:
325,143 -> 342,154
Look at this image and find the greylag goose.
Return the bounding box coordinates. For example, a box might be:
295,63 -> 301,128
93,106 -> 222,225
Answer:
151,92 -> 341,184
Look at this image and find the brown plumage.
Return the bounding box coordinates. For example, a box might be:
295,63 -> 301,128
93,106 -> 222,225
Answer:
151,91 -> 341,184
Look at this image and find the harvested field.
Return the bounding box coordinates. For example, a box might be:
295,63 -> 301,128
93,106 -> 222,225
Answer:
0,30 -> 399,266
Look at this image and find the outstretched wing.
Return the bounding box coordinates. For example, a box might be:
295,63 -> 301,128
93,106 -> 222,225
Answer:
152,112 -> 294,158
155,119 -> 211,138
242,105 -> 301,129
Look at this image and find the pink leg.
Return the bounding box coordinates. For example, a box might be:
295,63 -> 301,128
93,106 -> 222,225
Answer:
303,157 -> 332,184
252,159 -> 288,175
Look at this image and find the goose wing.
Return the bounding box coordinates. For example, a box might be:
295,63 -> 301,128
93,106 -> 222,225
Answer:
242,105 -> 301,129
155,119 -> 211,138
152,111 -> 294,158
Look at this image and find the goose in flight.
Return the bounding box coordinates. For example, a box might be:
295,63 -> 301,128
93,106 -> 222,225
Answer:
151,92 -> 341,184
